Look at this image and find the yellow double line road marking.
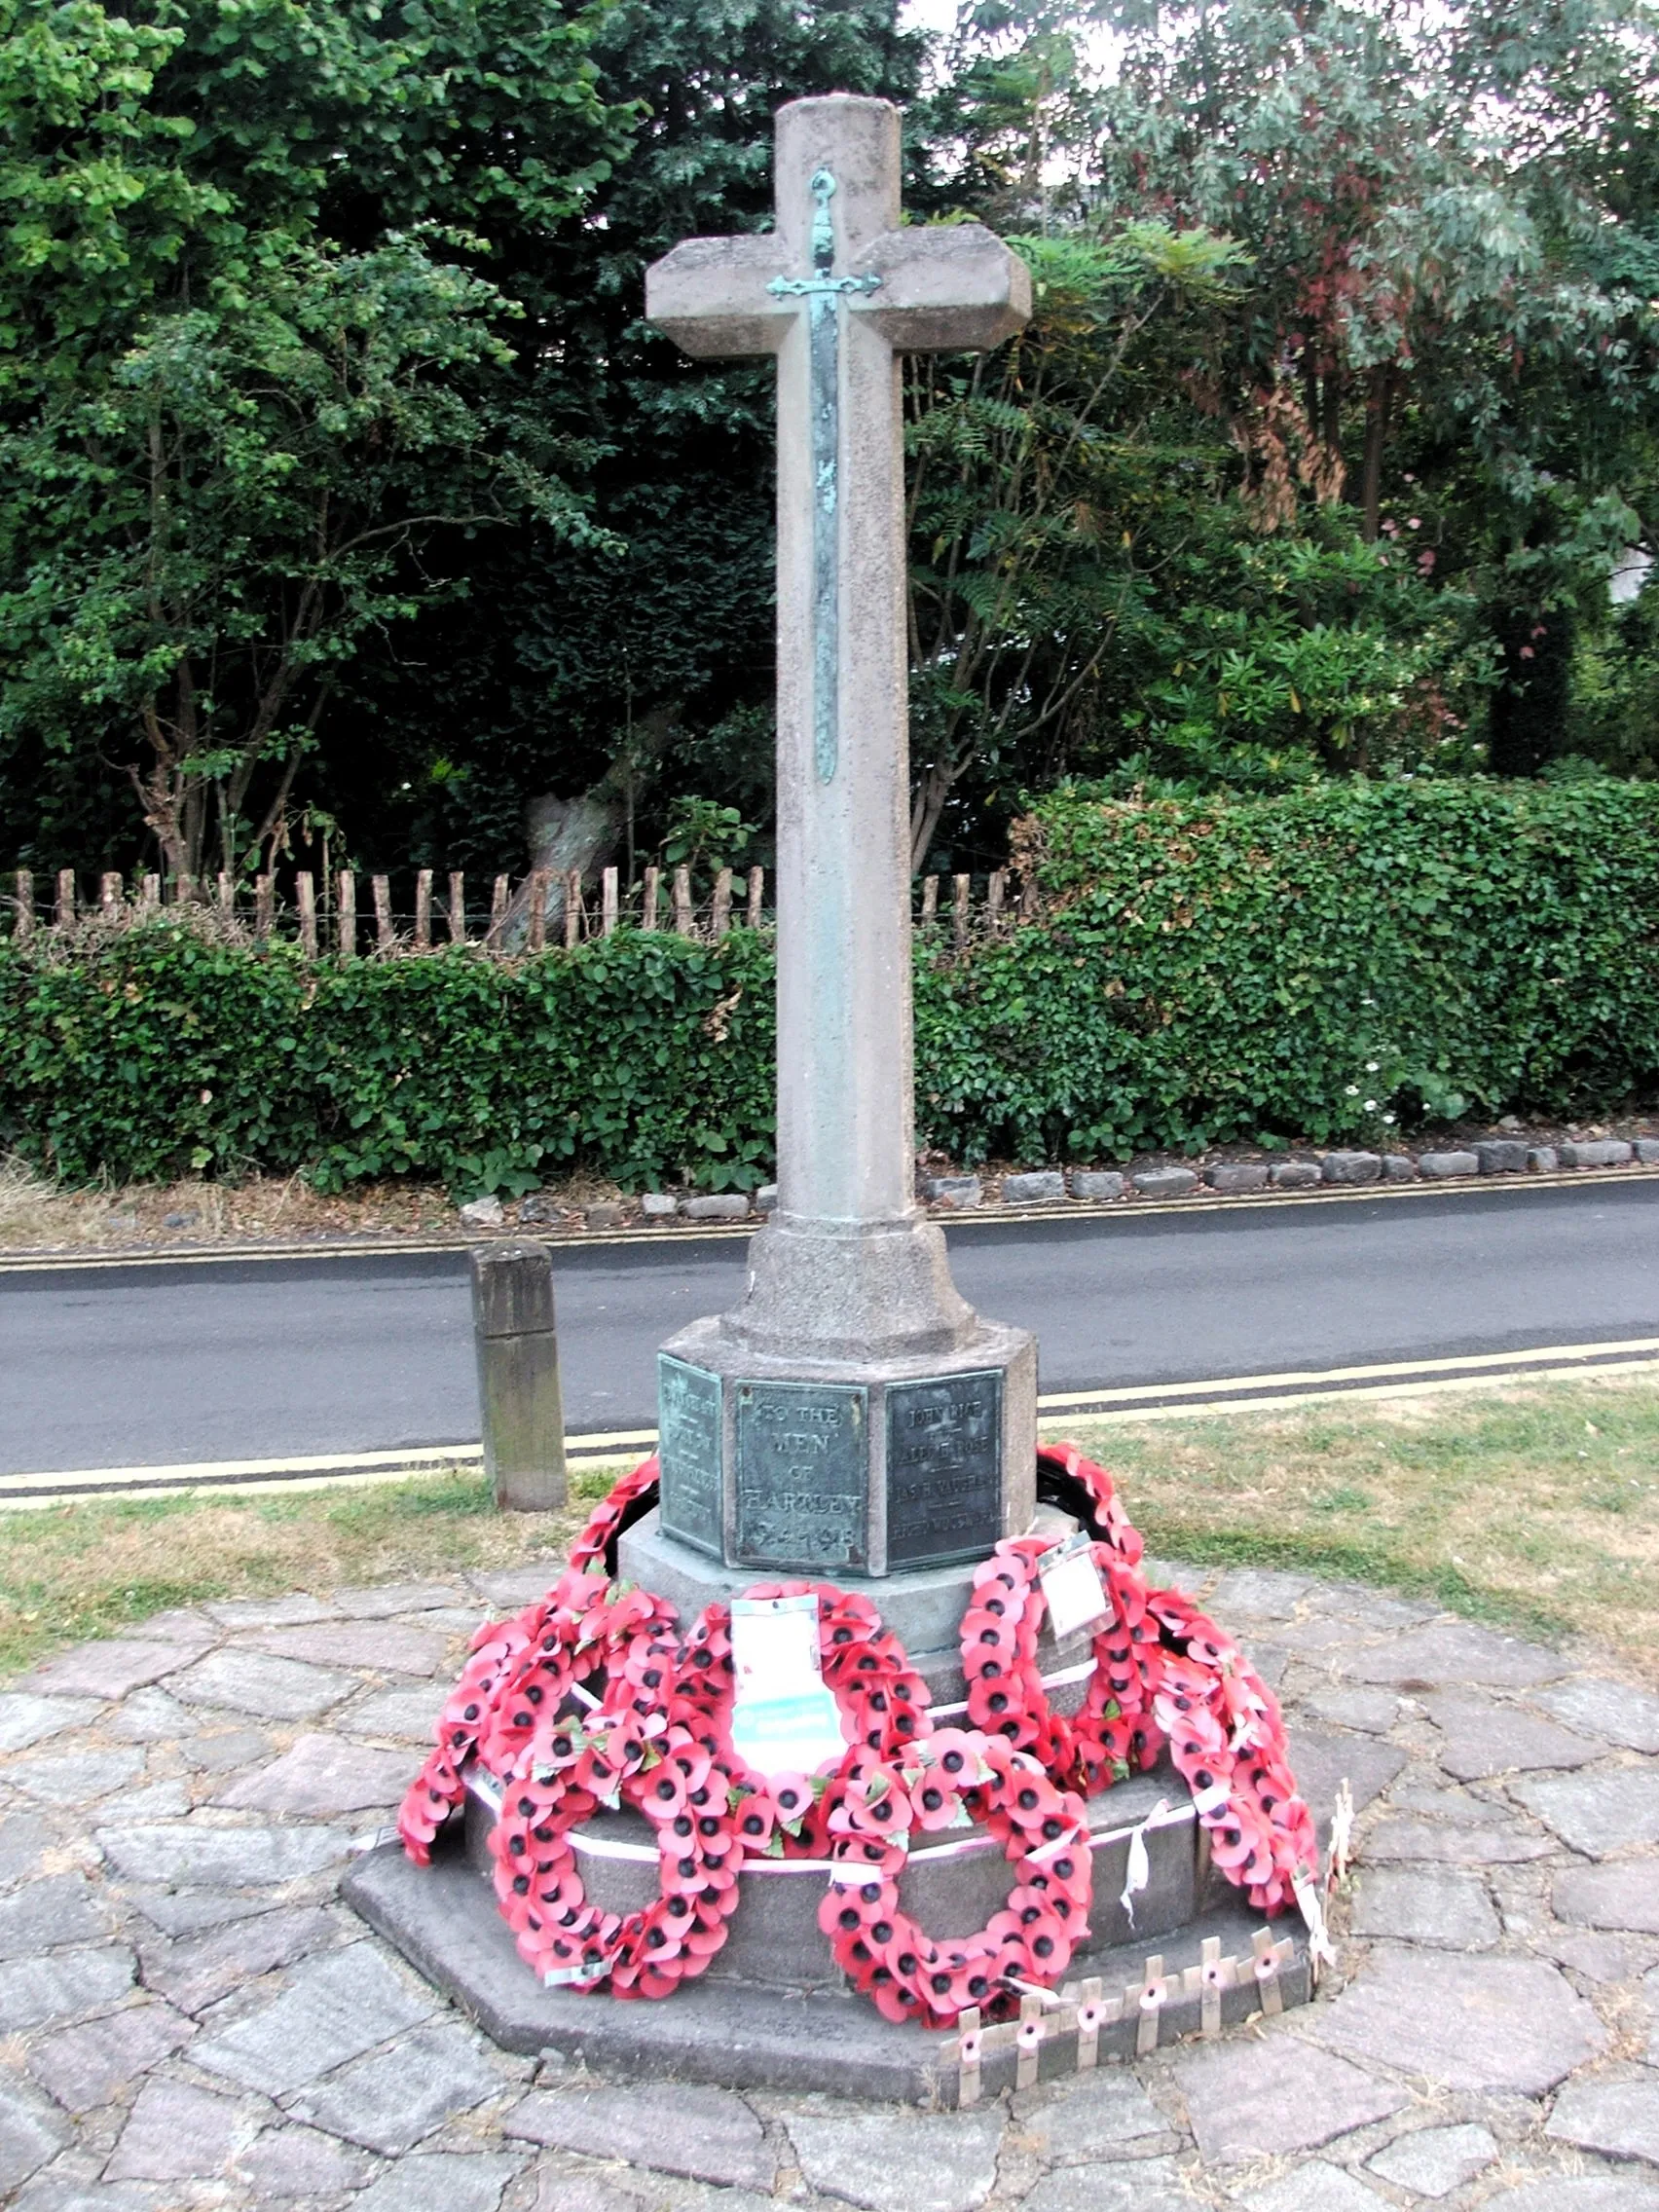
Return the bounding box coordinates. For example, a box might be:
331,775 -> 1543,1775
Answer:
4,1337 -> 1657,1508
1039,1335 -> 1659,1420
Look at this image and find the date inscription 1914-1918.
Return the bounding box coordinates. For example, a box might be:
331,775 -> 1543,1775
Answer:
734,1380 -> 868,1573
885,1371 -> 1003,1569
657,1354 -> 723,1557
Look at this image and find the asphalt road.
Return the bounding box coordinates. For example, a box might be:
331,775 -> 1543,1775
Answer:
3,1178 -> 1657,1476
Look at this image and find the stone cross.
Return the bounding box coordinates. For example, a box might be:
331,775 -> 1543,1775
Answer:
643,97 -> 1036,1581
647,95 -> 1029,1359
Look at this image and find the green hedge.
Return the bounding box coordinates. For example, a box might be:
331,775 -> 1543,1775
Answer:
5,780 -> 1659,1193
918,778 -> 1659,1163
0,928 -> 777,1195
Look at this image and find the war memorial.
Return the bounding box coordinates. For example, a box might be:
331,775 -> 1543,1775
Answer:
345,93 -> 1323,2103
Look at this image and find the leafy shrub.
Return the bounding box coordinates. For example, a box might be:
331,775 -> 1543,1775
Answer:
0,928 -> 776,1196
6,780 -> 1659,1192
920,779 -> 1659,1162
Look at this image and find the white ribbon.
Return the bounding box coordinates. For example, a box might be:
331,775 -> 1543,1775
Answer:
930,1656 -> 1096,1721
1119,1797 -> 1170,1924
1294,1872 -> 1337,1968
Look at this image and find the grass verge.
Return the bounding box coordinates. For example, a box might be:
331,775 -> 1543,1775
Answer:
1067,1371 -> 1659,1684
3,1380 -> 1656,1683
0,1460 -> 625,1678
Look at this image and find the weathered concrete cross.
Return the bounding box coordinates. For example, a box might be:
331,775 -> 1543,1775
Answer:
648,96 -> 1028,1354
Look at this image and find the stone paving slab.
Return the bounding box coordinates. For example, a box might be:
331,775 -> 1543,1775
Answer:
1306,1945 -> 1607,2092
0,1562 -> 1656,2212
508,2083 -> 779,2191
1365,2119 -> 1497,2196
1170,2030 -> 1404,2161
216,1731 -> 415,1815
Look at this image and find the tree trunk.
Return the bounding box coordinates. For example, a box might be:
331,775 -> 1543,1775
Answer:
1359,365 -> 1394,541
909,760 -> 955,875
1321,369 -> 1342,476
501,708 -> 677,949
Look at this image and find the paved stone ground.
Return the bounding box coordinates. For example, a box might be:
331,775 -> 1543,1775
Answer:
3,1564 -> 1659,2212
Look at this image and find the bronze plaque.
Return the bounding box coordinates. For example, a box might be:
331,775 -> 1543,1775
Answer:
657,1354 -> 722,1557
734,1381 -> 868,1572
886,1371 -> 1003,1568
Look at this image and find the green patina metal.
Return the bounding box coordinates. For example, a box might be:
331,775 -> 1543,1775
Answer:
767,167 -> 881,785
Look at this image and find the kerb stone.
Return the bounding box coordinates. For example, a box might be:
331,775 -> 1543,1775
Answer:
1066,1169 -> 1123,1200
923,1176 -> 981,1208
1476,1140 -> 1529,1172
1321,1151 -> 1382,1185
1205,1161 -> 1268,1193
1419,1150 -> 1479,1178
1131,1166 -> 1198,1197
1002,1170 -> 1064,1204
1272,1160 -> 1322,1187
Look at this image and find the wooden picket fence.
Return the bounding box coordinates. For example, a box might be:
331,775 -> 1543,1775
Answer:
4,863 -> 1038,955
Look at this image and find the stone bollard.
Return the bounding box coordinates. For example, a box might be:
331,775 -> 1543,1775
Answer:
471,1242 -> 567,1512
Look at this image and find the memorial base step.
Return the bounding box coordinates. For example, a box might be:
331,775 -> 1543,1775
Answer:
344,1832 -> 1310,2106
461,1757 -> 1214,1991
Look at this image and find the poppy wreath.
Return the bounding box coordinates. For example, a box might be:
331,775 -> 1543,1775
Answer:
396,1441 -> 1314,2019
956,1530 -> 1315,1916
397,1565 -> 677,1864
813,1728 -> 1094,2026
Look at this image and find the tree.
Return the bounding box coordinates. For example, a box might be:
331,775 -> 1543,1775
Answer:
324,0 -> 928,884
903,223 -> 1246,864
0,0 -> 632,877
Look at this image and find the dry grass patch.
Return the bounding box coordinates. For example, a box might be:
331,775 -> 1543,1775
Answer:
0,1154 -> 641,1253
1064,1370 -> 1659,1684
0,1461 -> 630,1677
5,1379 -> 1658,1685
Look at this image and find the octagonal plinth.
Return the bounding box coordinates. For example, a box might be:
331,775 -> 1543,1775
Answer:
344,1824 -> 1310,2105
656,1314 -> 1036,1578
461,1759 -> 1208,1992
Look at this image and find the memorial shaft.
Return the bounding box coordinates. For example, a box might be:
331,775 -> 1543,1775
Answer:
644,94 -> 1037,1575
